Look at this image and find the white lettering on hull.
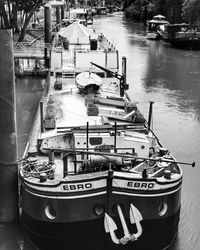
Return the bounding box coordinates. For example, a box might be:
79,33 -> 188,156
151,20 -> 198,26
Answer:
127,181 -> 155,190
63,183 -> 93,191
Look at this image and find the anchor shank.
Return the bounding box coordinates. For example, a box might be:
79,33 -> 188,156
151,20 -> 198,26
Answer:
117,204 -> 130,237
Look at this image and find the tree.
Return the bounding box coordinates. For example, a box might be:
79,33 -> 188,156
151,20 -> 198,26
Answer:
17,0 -> 44,41
0,0 -> 45,41
182,0 -> 200,24
124,0 -> 160,21
153,0 -> 167,16
168,0 -> 183,23
0,0 -> 12,28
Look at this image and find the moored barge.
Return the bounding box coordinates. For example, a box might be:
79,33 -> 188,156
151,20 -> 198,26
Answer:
19,21 -> 194,250
158,23 -> 200,49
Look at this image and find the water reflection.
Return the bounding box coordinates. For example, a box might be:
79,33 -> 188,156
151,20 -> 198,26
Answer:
16,78 -> 44,157
15,77 -> 44,250
94,13 -> 200,250
0,222 -> 35,250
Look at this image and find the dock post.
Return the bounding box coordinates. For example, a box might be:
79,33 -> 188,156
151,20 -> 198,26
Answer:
0,29 -> 18,221
61,5 -> 64,20
114,122 -> 117,153
86,122 -> 89,160
44,5 -> 52,68
120,57 -> 127,97
40,101 -> 44,133
148,101 -> 154,130
116,50 -> 119,71
56,6 -> 61,32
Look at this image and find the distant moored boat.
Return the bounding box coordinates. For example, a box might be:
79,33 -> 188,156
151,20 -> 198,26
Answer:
158,23 -> 200,49
146,14 -> 169,40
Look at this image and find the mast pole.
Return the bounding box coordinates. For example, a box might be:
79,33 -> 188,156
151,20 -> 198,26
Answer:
44,4 -> 52,68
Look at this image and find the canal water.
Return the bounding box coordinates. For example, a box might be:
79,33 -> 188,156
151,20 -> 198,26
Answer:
10,12 -> 200,250
93,12 -> 200,250
0,78 -> 44,249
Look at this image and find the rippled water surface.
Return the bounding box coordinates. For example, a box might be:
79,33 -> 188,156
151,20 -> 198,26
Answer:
93,12 -> 200,250
10,12 -> 200,250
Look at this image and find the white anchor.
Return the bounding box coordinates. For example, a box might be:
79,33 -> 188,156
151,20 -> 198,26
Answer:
104,213 -> 120,244
129,203 -> 143,239
104,203 -> 143,245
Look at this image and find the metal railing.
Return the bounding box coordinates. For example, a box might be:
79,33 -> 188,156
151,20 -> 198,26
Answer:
14,42 -> 51,58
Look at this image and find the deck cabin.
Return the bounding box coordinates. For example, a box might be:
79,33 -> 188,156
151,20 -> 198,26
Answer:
51,21 -> 119,78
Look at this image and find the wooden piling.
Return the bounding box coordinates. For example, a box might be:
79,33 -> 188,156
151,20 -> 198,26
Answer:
0,29 -> 18,221
120,56 -> 127,97
148,101 -> 154,130
61,6 -> 64,20
44,5 -> 52,68
56,6 -> 61,32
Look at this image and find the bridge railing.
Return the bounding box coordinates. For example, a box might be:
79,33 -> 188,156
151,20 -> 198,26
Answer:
14,42 -> 51,49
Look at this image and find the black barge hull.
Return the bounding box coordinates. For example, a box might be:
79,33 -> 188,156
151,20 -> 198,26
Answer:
22,209 -> 180,250
21,178 -> 181,250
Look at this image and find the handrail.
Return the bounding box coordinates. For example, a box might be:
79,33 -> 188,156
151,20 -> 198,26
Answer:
14,42 -> 51,49
43,147 -> 195,167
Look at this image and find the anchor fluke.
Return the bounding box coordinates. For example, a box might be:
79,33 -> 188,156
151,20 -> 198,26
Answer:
104,213 -> 117,232
130,204 -> 143,238
130,204 -> 143,224
104,213 -> 120,244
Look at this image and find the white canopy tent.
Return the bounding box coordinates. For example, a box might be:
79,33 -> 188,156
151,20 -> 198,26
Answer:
153,14 -> 166,20
58,21 -> 98,44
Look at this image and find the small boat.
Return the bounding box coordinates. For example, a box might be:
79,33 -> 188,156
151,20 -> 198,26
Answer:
64,8 -> 93,26
95,6 -> 108,15
87,17 -> 93,25
66,8 -> 87,24
157,23 -> 200,49
146,15 -> 169,40
75,71 -> 102,93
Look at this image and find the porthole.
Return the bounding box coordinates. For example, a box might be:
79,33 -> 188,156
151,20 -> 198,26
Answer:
93,204 -> 105,216
45,206 -> 56,220
141,145 -> 145,149
158,202 -> 168,216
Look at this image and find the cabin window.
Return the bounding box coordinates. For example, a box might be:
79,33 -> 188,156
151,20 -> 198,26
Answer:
89,137 -> 102,145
